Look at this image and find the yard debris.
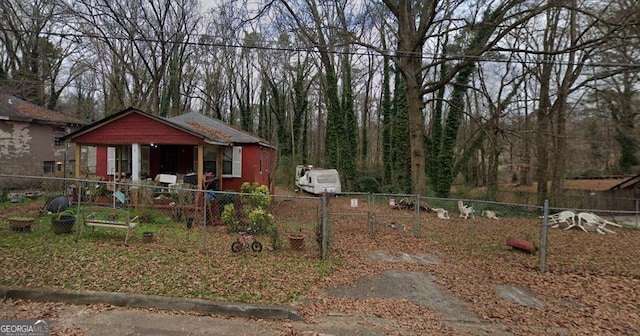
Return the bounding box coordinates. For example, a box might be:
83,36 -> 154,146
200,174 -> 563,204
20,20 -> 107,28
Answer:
506,237 -> 537,254
390,197 -> 430,211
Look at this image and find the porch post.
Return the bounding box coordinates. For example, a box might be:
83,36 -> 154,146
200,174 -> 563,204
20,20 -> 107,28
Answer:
217,148 -> 223,190
197,144 -> 204,189
131,143 -> 141,183
74,144 -> 81,178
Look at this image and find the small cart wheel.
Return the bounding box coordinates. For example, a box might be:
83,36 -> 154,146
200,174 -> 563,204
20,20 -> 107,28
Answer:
231,241 -> 243,253
251,241 -> 263,252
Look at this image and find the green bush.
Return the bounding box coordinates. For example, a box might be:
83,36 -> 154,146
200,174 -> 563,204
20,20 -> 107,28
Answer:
222,203 -> 241,233
268,225 -> 282,250
248,209 -> 275,234
380,184 -> 407,194
240,182 -> 270,213
355,176 -> 381,193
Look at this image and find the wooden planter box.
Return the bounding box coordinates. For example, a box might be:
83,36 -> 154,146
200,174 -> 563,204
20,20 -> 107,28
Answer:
8,217 -> 34,232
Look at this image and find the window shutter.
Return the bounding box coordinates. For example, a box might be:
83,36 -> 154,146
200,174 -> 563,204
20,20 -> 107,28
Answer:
107,147 -> 116,175
232,146 -> 242,178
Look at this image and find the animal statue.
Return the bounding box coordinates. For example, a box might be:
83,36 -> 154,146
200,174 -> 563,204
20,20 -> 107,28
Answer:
481,210 -> 499,220
432,208 -> 450,220
546,210 -> 576,228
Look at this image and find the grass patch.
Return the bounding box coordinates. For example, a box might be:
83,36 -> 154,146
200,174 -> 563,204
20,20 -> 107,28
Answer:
0,210 -> 336,305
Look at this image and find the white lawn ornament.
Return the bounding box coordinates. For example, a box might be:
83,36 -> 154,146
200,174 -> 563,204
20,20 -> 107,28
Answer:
481,210 -> 499,220
432,208 -> 450,220
458,200 -> 474,219
574,212 -> 621,234
547,210 -> 576,229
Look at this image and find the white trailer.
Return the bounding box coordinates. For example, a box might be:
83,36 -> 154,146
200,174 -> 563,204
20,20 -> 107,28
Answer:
295,165 -> 341,194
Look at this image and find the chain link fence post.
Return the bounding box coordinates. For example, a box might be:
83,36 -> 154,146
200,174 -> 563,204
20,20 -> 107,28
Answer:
202,190 -> 208,253
414,194 -> 421,237
321,193 -> 328,259
636,199 -> 639,228
539,199 -> 549,273
368,193 -> 376,236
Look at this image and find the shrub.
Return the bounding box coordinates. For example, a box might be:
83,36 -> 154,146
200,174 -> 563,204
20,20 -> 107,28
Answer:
380,184 -> 407,194
240,182 -> 270,213
221,203 -> 241,233
268,225 -> 282,250
248,209 -> 275,234
355,176 -> 381,193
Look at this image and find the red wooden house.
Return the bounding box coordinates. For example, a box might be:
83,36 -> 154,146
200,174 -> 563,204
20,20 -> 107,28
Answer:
65,107 -> 276,192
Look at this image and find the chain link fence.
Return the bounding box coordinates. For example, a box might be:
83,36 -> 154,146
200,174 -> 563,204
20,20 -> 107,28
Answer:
2,174 -> 639,273
325,191 -> 639,276
0,174 -> 326,258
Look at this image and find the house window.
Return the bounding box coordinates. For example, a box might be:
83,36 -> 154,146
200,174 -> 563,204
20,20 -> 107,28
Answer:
203,147 -> 217,176
43,161 -> 54,173
107,147 -> 116,175
107,146 -> 131,176
222,146 -> 242,178
54,132 -> 65,147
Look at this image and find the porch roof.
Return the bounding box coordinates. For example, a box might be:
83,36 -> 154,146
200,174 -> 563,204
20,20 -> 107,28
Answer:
65,107 -> 274,148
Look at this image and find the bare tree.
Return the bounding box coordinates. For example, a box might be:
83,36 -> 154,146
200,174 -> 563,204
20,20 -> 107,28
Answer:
0,0 -> 81,109
69,0 -> 201,116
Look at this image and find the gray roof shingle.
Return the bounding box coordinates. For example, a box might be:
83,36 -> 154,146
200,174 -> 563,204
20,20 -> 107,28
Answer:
0,94 -> 84,125
167,112 -> 273,148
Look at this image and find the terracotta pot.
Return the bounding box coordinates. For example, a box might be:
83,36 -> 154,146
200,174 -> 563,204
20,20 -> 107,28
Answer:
288,235 -> 305,250
142,231 -> 154,243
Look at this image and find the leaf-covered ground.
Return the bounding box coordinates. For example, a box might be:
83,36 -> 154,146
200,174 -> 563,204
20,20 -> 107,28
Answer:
1,196 -> 639,335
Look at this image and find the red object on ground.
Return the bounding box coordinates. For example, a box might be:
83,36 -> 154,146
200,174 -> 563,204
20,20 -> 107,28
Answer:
506,238 -> 536,254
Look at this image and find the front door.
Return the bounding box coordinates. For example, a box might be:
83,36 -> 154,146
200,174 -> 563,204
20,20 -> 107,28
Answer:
161,146 -> 178,173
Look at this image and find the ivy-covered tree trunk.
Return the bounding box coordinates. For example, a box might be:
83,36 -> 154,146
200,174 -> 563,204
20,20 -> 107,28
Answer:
431,5 -> 511,197
434,65 -> 474,197
392,74 -> 411,193
427,46 -> 448,191
257,83 -> 272,142
160,56 -> 182,117
340,53 -> 358,188
323,67 -> 342,170
240,79 -> 253,133
381,40 -> 393,186
606,73 -> 639,172
291,59 -> 312,161
266,78 -> 290,157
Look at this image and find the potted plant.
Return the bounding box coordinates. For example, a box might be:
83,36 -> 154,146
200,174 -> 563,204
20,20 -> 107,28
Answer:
51,207 -> 77,234
286,222 -> 306,250
142,231 -> 155,243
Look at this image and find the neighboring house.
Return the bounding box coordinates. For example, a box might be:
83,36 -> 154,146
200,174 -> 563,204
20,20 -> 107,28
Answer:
0,94 -> 84,176
65,107 -> 276,192
609,173 -> 640,191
